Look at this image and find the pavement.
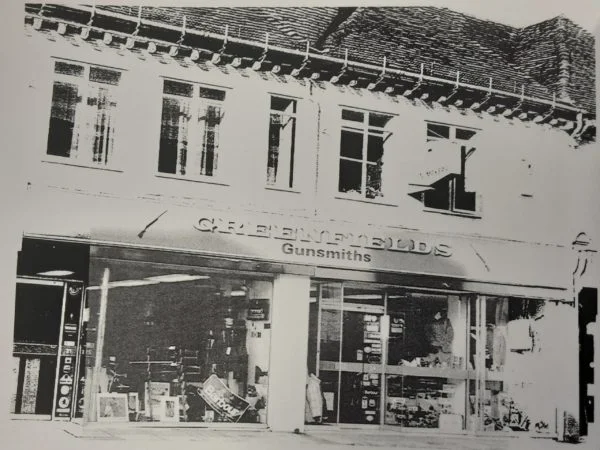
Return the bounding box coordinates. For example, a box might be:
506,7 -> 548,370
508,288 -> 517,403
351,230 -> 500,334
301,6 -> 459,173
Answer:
3,419 -> 600,450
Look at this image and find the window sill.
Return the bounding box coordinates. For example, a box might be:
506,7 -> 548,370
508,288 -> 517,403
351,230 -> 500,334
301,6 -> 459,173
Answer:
155,173 -> 230,186
42,159 -> 124,173
265,186 -> 301,194
335,195 -> 398,207
422,207 -> 481,219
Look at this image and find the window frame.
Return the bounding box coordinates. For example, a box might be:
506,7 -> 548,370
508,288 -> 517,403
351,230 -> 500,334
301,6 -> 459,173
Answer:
420,122 -> 480,216
156,78 -> 229,183
266,95 -> 299,190
44,59 -> 123,170
337,107 -> 394,201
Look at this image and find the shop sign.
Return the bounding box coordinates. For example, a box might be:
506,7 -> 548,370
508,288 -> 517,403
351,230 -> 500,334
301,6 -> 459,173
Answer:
194,217 -> 453,265
199,374 -> 250,422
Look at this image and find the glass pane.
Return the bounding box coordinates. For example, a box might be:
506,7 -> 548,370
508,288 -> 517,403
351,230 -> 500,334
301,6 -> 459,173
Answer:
267,114 -> 295,187
340,129 -> 364,160
163,80 -> 193,97
158,97 -> 190,175
199,87 -> 226,101
367,133 -> 384,162
318,283 -> 342,362
90,86 -> 116,165
456,128 -> 477,140
47,81 -> 79,158
200,105 -> 221,176
341,109 -> 364,123
89,67 -> 121,86
338,159 -> 362,195
366,163 -> 383,199
339,371 -> 380,424
423,177 -> 452,210
387,292 -> 465,367
386,376 -> 465,429
368,112 -> 392,128
86,258 -> 272,424
427,123 -> 450,140
270,96 -> 296,114
54,61 -> 84,77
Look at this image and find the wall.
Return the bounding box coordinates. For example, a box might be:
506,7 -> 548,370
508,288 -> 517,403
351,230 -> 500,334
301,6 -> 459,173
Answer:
21,23 -> 598,254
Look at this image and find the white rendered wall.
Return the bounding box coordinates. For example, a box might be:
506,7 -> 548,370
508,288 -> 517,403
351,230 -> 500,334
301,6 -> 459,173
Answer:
266,274 -> 311,432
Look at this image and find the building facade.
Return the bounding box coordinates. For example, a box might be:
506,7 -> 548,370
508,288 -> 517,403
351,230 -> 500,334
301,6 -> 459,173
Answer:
8,3 -> 599,443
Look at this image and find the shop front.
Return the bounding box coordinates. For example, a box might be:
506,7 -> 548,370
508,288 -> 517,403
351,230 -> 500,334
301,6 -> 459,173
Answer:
14,191 -> 576,433
306,282 -> 568,436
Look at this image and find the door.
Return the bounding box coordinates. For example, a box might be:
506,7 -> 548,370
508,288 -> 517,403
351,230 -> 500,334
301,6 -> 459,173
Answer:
12,280 -> 64,417
12,278 -> 85,420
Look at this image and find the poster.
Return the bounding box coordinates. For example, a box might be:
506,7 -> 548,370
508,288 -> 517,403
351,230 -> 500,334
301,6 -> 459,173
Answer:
199,374 -> 250,422
21,358 -> 41,414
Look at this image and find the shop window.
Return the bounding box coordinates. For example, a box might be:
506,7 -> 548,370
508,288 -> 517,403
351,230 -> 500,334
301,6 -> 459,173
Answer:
85,258 -> 271,424
467,297 -> 550,433
411,123 -> 478,213
307,283 -> 469,428
47,61 -> 121,166
267,96 -> 297,188
338,109 -> 393,200
158,79 -> 226,178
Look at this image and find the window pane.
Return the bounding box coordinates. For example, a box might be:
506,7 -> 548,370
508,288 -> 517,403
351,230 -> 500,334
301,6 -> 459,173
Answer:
267,114 -> 281,185
200,105 -> 221,176
54,61 -> 84,77
368,113 -> 392,128
163,80 -> 193,97
339,159 -> 362,194
90,86 -> 116,165
366,163 -> 383,199
199,87 -> 226,101
367,133 -> 384,162
158,97 -> 190,175
456,128 -> 477,141
89,67 -> 121,86
342,109 -> 364,123
340,129 -> 364,160
267,113 -> 295,187
47,81 -> 79,158
427,123 -> 450,139
271,96 -> 296,113
423,177 -> 452,210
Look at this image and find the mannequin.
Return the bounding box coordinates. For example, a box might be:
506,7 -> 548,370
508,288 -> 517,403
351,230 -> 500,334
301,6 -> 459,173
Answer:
424,310 -> 454,365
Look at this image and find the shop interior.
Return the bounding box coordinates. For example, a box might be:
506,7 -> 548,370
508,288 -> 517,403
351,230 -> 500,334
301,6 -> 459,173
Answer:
85,257 -> 272,424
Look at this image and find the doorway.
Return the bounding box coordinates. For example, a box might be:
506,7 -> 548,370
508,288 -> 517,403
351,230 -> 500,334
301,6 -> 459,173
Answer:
11,278 -> 85,420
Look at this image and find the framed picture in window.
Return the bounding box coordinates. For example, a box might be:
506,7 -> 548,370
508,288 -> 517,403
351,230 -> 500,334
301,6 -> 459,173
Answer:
127,392 -> 139,414
97,393 -> 129,422
157,396 -> 180,422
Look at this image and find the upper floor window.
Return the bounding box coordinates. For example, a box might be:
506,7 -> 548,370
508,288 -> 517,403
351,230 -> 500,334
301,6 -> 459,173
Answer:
47,61 -> 121,166
158,79 -> 226,178
338,108 -> 393,200
267,96 -> 297,189
412,123 -> 478,213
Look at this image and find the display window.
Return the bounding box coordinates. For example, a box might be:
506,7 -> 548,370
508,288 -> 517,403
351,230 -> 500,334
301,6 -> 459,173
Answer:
83,257 -> 272,425
468,297 -> 552,434
307,281 -> 552,434
307,281 -> 469,429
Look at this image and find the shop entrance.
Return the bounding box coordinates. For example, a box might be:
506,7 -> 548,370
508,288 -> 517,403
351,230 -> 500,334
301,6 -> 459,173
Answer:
11,278 -> 85,420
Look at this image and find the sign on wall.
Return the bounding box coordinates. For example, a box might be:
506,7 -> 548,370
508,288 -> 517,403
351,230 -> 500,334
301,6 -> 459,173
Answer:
53,282 -> 84,420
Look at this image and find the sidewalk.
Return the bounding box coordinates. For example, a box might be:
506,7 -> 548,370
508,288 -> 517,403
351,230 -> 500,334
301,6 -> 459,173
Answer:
3,419 -> 599,450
